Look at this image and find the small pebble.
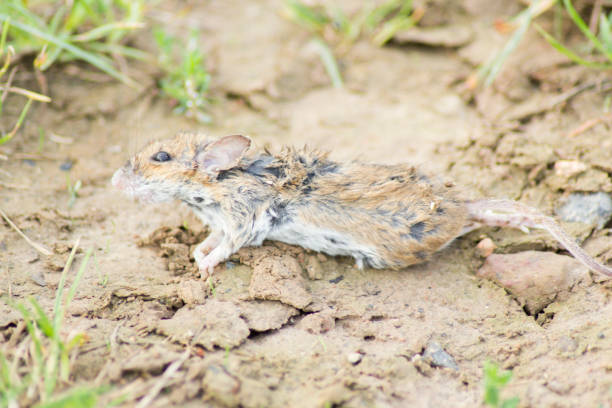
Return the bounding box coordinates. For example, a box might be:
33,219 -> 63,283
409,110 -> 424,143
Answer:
556,192 -> 612,229
347,352 -> 362,365
475,238 -> 496,257
423,341 -> 458,371
554,160 -> 588,178
329,275 -> 343,284
30,270 -> 46,287
305,256 -> 323,280
59,160 -> 74,171
22,159 -> 35,167
225,261 -> 236,270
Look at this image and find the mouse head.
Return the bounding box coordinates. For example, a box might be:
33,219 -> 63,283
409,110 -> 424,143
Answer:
112,132 -> 251,203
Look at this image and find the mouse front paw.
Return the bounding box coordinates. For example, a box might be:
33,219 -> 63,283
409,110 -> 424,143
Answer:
195,244 -> 233,280
197,257 -> 218,280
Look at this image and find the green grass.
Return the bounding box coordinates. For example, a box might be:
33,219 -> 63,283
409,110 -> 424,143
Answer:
0,18 -> 51,146
536,0 -> 612,69
283,0 -> 420,87
0,0 -> 147,86
478,0 -> 612,86
154,28 -> 212,123
0,240 -> 102,408
65,173 -> 82,209
483,361 -> 519,408
478,0 -> 552,87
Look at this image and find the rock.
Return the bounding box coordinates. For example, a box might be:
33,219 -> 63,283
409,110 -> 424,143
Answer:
249,255 -> 312,309
554,160 -> 588,178
475,238 -> 496,257
304,255 -> 324,280
202,364 -> 271,408
157,300 -> 249,350
347,352 -> 362,365
160,242 -> 194,275
59,160 -> 74,171
177,279 -> 207,304
423,341 -> 458,371
556,192 -> 612,229
29,270 -> 46,287
393,25 -> 473,48
121,345 -> 183,374
297,310 -> 335,334
477,251 -> 591,315
237,300 -> 298,332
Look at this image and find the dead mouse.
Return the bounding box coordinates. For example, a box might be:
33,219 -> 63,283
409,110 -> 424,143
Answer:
111,132 -> 612,279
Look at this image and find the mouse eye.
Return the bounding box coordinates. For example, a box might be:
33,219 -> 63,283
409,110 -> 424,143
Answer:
152,151 -> 172,162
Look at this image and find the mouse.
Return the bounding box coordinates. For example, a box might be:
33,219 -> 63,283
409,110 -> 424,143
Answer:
111,132 -> 612,279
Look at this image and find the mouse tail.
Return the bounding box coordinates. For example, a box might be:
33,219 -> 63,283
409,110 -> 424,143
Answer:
465,199 -> 612,277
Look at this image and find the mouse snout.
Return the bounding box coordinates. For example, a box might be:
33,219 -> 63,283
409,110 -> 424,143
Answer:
111,168 -> 132,192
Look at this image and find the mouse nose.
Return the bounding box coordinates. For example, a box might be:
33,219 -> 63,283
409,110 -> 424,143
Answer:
111,168 -> 126,189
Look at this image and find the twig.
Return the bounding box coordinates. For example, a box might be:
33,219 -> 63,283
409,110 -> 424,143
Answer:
1,65 -> 16,104
0,207 -> 52,255
567,113 -> 612,137
10,153 -> 63,161
508,79 -> 612,121
0,84 -> 51,102
135,349 -> 190,408
552,79 -> 612,107
0,181 -> 29,189
589,0 -> 603,34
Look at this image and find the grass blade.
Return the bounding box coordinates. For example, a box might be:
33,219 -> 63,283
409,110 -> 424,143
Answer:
53,238 -> 80,330
0,98 -> 32,145
310,37 -> 343,88
0,85 -> 51,102
0,17 -> 9,59
372,14 -> 417,46
284,0 -> 329,32
71,21 -> 144,43
33,387 -> 99,408
65,247 -> 93,309
86,42 -> 150,61
28,297 -> 56,340
483,5 -> 534,86
563,0 -> 612,62
535,23 -> 612,68
599,13 -> 612,52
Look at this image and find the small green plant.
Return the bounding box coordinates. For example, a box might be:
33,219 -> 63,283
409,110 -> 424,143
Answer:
483,361 -> 519,408
0,240 -> 100,407
477,0 -> 554,87
0,18 -> 51,145
476,0 -> 612,87
154,28 -> 212,123
208,277 -> 216,297
93,251 -> 108,287
536,0 -> 612,69
0,0 -> 147,86
65,173 -> 82,209
283,0 -> 422,87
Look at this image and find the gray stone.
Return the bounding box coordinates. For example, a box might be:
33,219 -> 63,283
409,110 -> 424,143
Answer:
556,192 -> 612,229
423,341 -> 458,371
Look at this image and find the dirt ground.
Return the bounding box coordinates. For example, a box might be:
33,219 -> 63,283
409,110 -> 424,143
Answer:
1,0 -> 612,407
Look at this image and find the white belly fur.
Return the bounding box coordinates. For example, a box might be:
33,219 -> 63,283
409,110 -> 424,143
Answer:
267,221 -> 380,265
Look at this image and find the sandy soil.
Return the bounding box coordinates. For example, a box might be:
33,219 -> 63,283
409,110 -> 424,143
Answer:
1,0 -> 611,407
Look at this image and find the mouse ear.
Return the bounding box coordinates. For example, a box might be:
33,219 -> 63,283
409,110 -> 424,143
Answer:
195,135 -> 251,174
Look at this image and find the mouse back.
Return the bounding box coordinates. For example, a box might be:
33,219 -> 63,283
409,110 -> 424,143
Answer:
307,162 -> 468,268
